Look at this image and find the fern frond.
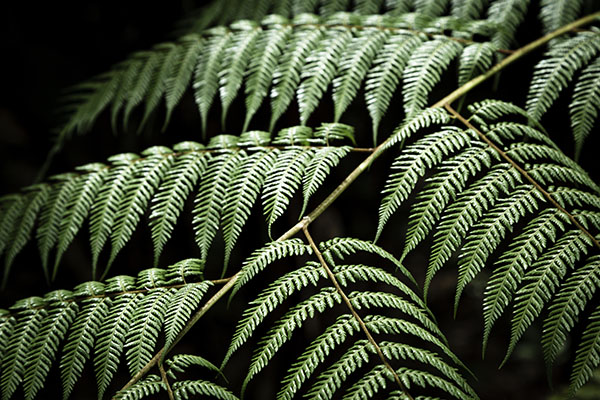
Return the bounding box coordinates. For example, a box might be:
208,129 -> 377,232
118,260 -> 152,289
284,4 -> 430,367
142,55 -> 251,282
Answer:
243,17 -> 291,131
333,28 -> 388,122
298,25 -> 352,124
3,185 -> 49,285
54,164 -> 107,276
458,42 -> 496,86
60,282 -> 111,400
193,150 -> 244,261
262,147 -> 312,236
403,38 -> 462,117
113,375 -> 164,400
22,291 -> 78,400
1,297 -> 47,400
451,0 -> 488,20
221,150 -> 276,270
173,380 -> 239,400
219,21 -> 261,127
108,147 -> 174,270
89,153 -> 140,278
570,303 -> 600,396
416,0 -> 451,17
542,255 -> 600,374
570,55 -> 600,160
269,20 -> 323,131
365,32 -> 424,142
527,31 -> 600,122
540,0 -> 584,36
164,35 -> 203,128
503,230 -> 591,365
487,0 -> 530,49
122,51 -> 160,131
194,27 -> 232,133
301,145 -> 351,216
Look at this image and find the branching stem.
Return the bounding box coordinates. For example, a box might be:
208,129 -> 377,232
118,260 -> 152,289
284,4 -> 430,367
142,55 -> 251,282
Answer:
159,363 -> 175,400
302,222 -> 414,400
116,11 -> 600,395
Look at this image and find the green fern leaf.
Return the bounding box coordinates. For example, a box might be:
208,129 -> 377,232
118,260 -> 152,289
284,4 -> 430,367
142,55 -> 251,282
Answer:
570,55 -> 600,160
222,262 -> 325,368
481,208 -> 568,352
417,0 -> 452,16
1,297 -> 46,400
384,107 -> 451,150
527,32 -> 600,122
278,314 -> 358,400
163,35 -> 203,128
94,276 -> 141,400
221,150 -> 277,270
427,166 -> 520,294
218,21 -> 261,127
113,374 -> 164,400
193,150 -> 243,261
231,238 -> 311,298
243,18 -> 291,131
138,43 -> 179,131
3,185 -> 49,285
365,32 -> 423,141
109,146 -> 174,275
297,26 -> 352,124
163,281 -> 212,351
300,145 -> 350,217
0,310 -> 16,362
241,287 -> 343,394
540,0 -> 583,36
451,0 -> 488,20
173,379 -> 239,400
262,147 -> 312,236
166,354 -> 221,378
108,147 -> 174,271
376,128 -> 472,243
402,38 -> 462,117
332,28 -> 388,122
403,146 -> 494,261
149,142 -> 207,265
125,270 -> 174,376
194,27 -> 232,133
60,282 -> 111,400
269,20 -> 323,131
109,57 -> 143,132
487,0 -> 530,49
542,255 -> 600,374
455,187 -> 545,312
503,230 -> 590,365
122,51 -> 160,131
88,153 -> 139,278
52,165 -> 107,278
458,42 -> 496,86
0,196 -> 24,260
22,290 -> 78,400
550,186 -> 600,210
36,175 -> 78,273
570,304 -> 600,396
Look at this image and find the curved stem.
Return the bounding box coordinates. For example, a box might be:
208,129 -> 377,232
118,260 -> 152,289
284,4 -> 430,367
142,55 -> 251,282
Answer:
117,11 -> 600,394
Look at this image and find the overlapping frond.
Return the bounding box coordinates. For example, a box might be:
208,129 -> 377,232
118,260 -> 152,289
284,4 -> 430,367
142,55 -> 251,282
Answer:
0,125 -> 353,281
0,259 -> 212,400
527,29 -> 600,158
57,11 -> 505,147
377,102 -> 600,390
224,237 -> 476,399
113,353 -> 238,400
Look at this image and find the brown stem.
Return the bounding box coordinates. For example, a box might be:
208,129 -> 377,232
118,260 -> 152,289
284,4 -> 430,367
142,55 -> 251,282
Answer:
445,104 -> 600,251
116,11 -> 600,395
302,223 -> 414,400
159,363 -> 175,400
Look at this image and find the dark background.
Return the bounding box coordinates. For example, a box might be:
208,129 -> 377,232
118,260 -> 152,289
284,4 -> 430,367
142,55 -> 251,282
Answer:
1,2 -> 599,399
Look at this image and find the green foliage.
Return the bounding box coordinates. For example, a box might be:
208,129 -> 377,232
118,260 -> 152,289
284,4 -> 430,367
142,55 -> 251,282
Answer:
0,259 -> 210,399
3,1 -> 600,399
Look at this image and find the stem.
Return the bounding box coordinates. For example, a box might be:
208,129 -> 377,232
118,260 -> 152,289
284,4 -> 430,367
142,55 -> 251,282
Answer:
116,12 -> 600,394
302,224 -> 414,400
445,104 -> 600,251
159,363 -> 175,400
